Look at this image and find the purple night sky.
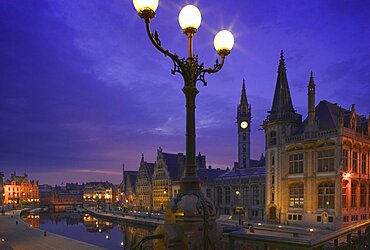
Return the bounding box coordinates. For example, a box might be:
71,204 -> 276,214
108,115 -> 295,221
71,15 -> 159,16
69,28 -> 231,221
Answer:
0,0 -> 369,185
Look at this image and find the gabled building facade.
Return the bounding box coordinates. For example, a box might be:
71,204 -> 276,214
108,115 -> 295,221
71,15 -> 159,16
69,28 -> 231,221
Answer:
134,154 -> 155,211
152,148 -> 206,211
263,51 -> 370,229
120,166 -> 138,210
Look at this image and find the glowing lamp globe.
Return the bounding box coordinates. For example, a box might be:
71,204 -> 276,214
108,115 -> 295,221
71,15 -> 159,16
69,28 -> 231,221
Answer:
214,30 -> 234,56
133,0 -> 159,13
178,5 -> 202,33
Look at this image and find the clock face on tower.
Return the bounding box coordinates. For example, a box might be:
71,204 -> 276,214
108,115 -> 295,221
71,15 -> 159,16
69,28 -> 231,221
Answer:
240,121 -> 248,129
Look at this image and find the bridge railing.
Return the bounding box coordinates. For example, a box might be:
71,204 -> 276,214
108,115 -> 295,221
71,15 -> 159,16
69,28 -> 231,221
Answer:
225,220 -> 370,250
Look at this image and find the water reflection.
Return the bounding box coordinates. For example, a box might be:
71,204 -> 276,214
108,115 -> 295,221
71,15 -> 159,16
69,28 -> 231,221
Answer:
23,214 -> 40,229
23,212 -> 155,249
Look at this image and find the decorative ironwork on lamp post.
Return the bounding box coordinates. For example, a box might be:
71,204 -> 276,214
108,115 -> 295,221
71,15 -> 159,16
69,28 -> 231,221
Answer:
133,1 -> 234,248
132,0 -> 234,192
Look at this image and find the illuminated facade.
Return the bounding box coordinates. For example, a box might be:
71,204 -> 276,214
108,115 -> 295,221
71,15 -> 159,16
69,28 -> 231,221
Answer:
3,172 -> 39,204
0,172 -> 4,204
83,181 -> 113,203
263,51 -> 370,229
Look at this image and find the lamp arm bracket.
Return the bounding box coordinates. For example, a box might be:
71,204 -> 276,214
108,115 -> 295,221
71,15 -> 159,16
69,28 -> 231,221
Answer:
145,20 -> 183,70
196,56 -> 225,86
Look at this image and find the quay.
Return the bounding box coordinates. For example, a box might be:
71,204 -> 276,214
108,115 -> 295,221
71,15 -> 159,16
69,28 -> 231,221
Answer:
84,206 -> 163,228
0,210 -> 105,250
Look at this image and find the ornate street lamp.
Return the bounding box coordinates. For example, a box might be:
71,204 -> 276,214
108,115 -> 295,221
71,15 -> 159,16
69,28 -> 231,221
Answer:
133,1 -> 234,248
133,0 -> 233,190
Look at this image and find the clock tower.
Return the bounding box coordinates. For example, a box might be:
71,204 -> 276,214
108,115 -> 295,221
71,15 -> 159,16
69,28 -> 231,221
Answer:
237,79 -> 251,168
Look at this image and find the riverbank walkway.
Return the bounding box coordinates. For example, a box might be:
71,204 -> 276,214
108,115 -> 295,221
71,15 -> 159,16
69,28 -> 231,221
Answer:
0,210 -> 105,250
84,206 -> 163,227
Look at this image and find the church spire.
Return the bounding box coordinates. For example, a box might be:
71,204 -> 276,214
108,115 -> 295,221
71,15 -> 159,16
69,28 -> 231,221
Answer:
240,78 -> 248,106
271,50 -> 295,114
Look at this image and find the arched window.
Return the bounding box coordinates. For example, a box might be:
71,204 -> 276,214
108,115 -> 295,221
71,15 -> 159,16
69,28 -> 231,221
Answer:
271,154 -> 275,166
289,184 -> 304,208
318,183 -> 335,209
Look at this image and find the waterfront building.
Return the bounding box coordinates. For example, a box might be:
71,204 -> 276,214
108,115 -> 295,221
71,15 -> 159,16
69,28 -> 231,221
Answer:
134,154 -> 155,211
3,171 -> 39,204
83,181 -> 113,204
122,170 -> 138,209
0,172 -> 4,204
152,148 -> 206,211
263,51 -> 370,229
212,81 -> 266,221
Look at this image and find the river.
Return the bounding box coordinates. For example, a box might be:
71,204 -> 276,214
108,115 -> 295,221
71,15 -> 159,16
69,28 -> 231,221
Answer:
22,211 -> 155,250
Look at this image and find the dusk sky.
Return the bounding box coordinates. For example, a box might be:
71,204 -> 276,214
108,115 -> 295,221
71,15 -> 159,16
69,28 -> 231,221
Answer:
1,0 -> 369,185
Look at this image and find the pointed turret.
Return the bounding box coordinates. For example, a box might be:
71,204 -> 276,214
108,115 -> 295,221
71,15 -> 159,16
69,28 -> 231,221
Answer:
307,71 -> 316,130
271,50 -> 295,114
240,79 -> 248,106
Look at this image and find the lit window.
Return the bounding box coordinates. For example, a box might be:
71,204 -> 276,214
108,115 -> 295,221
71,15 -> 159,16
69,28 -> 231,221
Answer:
289,184 -> 304,208
318,183 -> 335,209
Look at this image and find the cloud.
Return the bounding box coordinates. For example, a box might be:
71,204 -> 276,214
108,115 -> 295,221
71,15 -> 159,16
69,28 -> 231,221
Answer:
71,169 -> 122,176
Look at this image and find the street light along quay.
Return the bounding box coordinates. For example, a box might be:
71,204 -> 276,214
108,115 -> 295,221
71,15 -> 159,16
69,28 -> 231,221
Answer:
133,0 -> 234,249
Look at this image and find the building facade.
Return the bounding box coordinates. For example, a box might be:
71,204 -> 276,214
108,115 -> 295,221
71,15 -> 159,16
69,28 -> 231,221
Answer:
134,154 -> 155,211
83,181 -> 113,204
3,172 -> 39,205
0,172 -> 4,204
152,148 -> 207,211
213,81 -> 266,221
263,51 -> 370,229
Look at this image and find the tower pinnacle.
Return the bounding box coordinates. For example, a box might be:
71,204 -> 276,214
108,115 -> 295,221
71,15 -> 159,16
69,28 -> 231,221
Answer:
271,50 -> 295,114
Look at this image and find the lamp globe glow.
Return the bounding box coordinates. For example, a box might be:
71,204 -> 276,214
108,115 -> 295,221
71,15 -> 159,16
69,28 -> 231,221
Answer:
133,0 -> 159,13
214,30 -> 234,56
178,5 -> 202,33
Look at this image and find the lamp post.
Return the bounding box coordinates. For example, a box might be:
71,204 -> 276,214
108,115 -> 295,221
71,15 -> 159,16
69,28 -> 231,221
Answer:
133,1 -> 234,249
235,190 -> 242,225
133,1 -> 233,192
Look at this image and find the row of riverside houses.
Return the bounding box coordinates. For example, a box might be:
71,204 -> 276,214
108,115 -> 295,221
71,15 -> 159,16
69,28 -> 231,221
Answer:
122,148 -> 227,212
